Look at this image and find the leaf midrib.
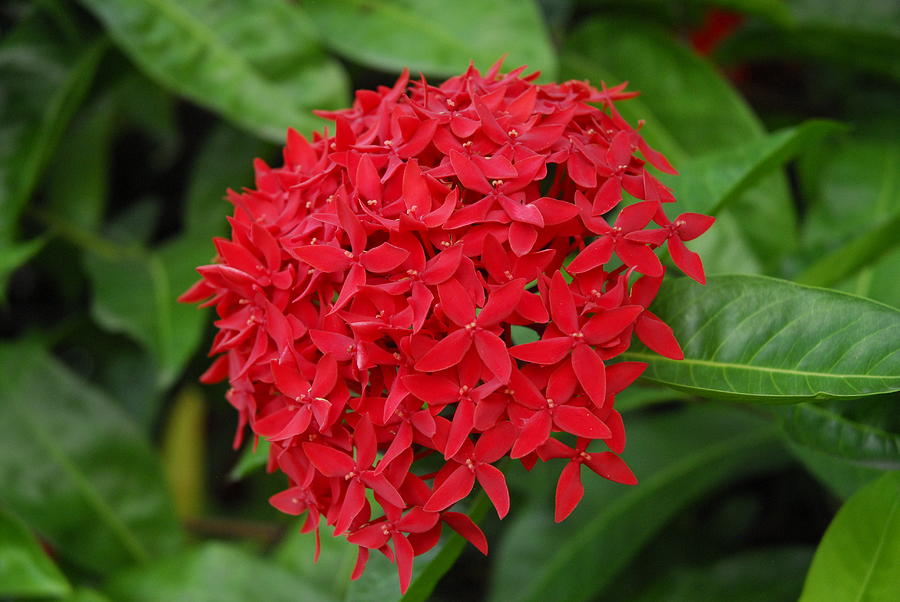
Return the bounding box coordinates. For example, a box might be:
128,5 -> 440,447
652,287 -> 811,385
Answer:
853,487 -> 900,601
623,351 -> 898,381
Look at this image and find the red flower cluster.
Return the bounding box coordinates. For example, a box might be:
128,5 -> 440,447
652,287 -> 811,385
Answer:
181,61 -> 712,592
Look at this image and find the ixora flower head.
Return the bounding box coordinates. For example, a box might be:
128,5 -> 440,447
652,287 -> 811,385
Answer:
181,60 -> 713,592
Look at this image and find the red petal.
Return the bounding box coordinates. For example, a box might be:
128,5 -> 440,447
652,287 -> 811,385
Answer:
555,462 -> 584,522
678,213 -> 716,240
476,464 -> 510,519
292,245 -> 352,272
553,405 -> 611,439
393,533 -> 415,594
606,361 -> 646,397
549,272 -> 579,333
336,478 -> 367,534
585,451 -> 637,485
376,422 -> 413,474
582,305 -> 644,345
423,465 -> 476,512
509,337 -> 572,364
511,412 -> 552,459
303,442 -> 355,477
668,236 -> 706,284
616,240 -> 663,277
449,150 -> 491,194
615,201 -> 658,232
571,344 -> 606,407
361,243 -> 409,273
478,278 -> 526,327
592,178 -> 622,215
635,313 -> 684,360
402,374 -> 460,405
348,523 -> 391,549
309,329 -> 354,361
475,421 -> 517,463
438,279 -> 476,326
414,329 -> 472,372
443,512 -> 488,555
567,237 -> 614,274
445,398 -> 475,459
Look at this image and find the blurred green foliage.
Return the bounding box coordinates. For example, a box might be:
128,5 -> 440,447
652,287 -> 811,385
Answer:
0,0 -> 898,600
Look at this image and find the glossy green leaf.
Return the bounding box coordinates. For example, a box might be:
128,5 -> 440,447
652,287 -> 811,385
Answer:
0,342 -> 182,573
0,16 -> 105,292
632,546 -> 813,602
667,120 -> 843,215
800,471 -> 900,601
64,588 -> 113,602
305,0 -> 557,79
106,542 -> 334,602
78,0 -> 349,142
561,17 -> 796,269
83,126 -> 271,386
488,406 -> 786,602
613,383 -> 689,413
625,275 -> 900,401
0,508 -> 71,599
782,403 -> 900,470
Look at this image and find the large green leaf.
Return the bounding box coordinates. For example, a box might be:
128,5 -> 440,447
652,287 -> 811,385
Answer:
666,120 -> 842,215
561,17 -> 796,269
0,343 -> 182,573
625,275 -> 900,401
305,0 -> 557,79
0,16 -> 105,292
488,406 -> 786,602
78,0 -> 349,142
0,508 -> 71,599
782,402 -> 900,470
798,138 -> 899,305
631,546 -> 813,602
83,126 -> 271,386
800,471 -> 900,601
786,440 -> 886,500
105,543 -> 334,602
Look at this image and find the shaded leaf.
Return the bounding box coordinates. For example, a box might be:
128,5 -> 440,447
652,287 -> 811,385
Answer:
488,406 -> 787,602
306,0 -> 557,79
800,471 -> 900,601
624,275 -> 900,401
106,542 -> 334,602
229,438 -> 271,481
666,120 -> 843,215
786,439 -> 888,500
781,402 -> 900,470
632,546 -> 813,602
78,0 -> 349,142
0,507 -> 71,599
0,342 -> 182,573
0,16 -> 105,292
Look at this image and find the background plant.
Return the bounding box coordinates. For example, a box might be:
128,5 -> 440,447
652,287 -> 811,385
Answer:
0,1 -> 898,601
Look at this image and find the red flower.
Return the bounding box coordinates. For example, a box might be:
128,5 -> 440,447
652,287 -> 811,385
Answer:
181,59 -> 712,593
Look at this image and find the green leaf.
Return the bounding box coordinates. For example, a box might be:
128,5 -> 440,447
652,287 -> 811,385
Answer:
274,521 -> 356,600
0,16 -> 105,292
229,438 -> 271,481
78,0 -> 349,142
781,403 -> 900,470
0,507 -> 71,599
106,542 -> 335,602
800,471 -> 900,601
666,120 -> 843,215
613,383 -> 689,413
82,126 -> 271,387
798,139 -> 899,305
64,588 -> 113,602
624,275 -> 900,402
631,546 -> 813,602
561,17 -> 796,269
796,212 -> 900,288
305,0 -> 557,79
787,439 -> 888,500
0,342 -> 182,574
488,405 -> 787,602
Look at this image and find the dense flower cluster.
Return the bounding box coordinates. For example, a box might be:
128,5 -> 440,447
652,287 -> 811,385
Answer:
181,61 -> 713,592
